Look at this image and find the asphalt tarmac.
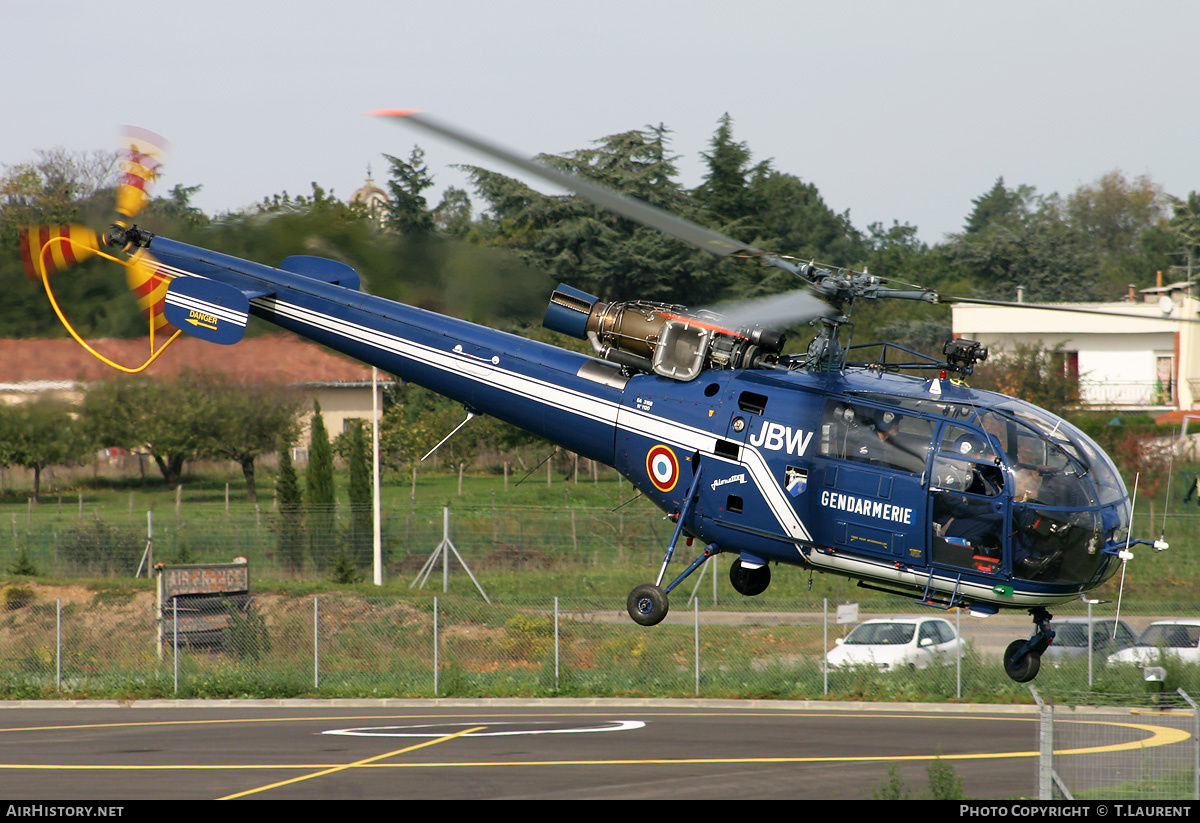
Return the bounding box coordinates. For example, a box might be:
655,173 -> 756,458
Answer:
0,698 -> 1184,800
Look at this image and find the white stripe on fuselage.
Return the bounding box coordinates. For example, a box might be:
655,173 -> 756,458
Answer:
249,291 -> 813,545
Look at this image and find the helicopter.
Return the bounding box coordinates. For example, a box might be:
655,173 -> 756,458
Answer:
20,116 -> 1168,684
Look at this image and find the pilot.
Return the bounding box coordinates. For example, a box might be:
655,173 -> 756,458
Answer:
1014,467 -> 1051,504
1011,473 -> 1069,580
954,433 -> 984,459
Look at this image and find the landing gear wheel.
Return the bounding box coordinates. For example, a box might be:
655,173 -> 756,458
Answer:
729,559 -> 771,596
1003,639 -> 1041,683
627,584 -> 669,626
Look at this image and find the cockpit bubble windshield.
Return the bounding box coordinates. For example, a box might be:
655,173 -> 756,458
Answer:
977,400 -> 1126,508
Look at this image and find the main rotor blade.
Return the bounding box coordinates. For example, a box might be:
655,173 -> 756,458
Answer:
942,295 -> 1200,324
371,109 -> 762,259
703,289 -> 831,329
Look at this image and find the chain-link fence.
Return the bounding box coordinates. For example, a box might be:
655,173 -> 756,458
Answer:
1035,688 -> 1199,801
3,501 -> 1200,707
5,588 -> 1200,706
1,501 -> 676,578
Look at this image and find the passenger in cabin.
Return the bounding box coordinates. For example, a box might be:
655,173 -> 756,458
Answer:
933,492 -> 1003,548
852,410 -> 908,468
931,491 -> 1004,572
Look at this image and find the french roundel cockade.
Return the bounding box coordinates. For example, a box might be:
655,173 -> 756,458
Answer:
646,445 -> 680,493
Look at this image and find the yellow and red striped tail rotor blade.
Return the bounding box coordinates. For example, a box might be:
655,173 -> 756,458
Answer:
18,224 -> 101,281
115,126 -> 168,221
125,251 -> 178,336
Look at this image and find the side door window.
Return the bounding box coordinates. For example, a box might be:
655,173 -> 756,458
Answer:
929,424 -> 1007,574
820,402 -> 932,474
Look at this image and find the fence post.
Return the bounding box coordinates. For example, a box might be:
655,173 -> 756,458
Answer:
694,598 -> 700,697
439,597 -> 444,700
55,599 -> 61,692
1032,687 -> 1052,800
313,596 -> 320,690
554,597 -> 560,692
956,607 -> 962,700
822,598 -> 829,696
1180,689 -> 1199,800
173,598 -> 179,695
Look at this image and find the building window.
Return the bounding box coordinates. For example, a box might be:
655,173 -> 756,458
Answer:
1155,354 -> 1175,405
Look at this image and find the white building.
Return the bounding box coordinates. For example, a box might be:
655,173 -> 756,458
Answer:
952,283 -> 1200,412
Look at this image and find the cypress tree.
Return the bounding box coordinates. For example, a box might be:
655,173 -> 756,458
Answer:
346,419 -> 373,569
276,438 -> 305,573
306,400 -> 337,570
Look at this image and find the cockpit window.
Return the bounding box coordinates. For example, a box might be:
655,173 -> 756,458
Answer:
819,401 -> 932,474
977,404 -> 1100,508
938,426 -> 998,463
1012,505 -> 1104,584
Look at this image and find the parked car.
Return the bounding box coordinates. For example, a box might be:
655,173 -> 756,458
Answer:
1107,619 -> 1200,666
826,617 -> 966,671
1043,617 -> 1136,664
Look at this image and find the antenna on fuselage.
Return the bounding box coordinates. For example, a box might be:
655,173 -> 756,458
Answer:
421,410 -> 478,462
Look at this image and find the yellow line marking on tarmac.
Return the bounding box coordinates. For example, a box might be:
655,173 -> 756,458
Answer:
214,726 -> 486,800
0,710 -> 1031,734
0,712 -> 1186,777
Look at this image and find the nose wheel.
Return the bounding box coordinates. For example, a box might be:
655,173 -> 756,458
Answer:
1003,607 -> 1054,683
1003,639 -> 1041,682
627,584 -> 669,626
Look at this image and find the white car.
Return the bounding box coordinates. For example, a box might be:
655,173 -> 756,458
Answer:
1107,619 -> 1200,666
826,617 -> 966,671
1043,617 -> 1137,664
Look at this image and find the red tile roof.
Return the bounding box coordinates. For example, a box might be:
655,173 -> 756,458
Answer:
0,334 -> 391,386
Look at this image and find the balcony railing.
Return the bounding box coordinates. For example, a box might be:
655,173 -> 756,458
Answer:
1077,380 -> 1173,408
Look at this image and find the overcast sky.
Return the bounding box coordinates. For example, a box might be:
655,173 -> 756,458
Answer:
6,1 -> 1197,247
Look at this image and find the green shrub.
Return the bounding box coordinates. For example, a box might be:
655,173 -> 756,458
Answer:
2,584 -> 36,610
59,518 -> 143,576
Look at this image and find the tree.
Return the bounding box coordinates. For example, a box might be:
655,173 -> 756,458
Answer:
189,372 -> 305,502
1,399 -> 90,502
275,436 -> 305,574
963,177 -> 1030,234
1065,171 -> 1171,297
306,400 -> 337,570
1066,171 -> 1166,258
1167,191 -> 1200,279
345,419 -> 372,568
433,186 -> 473,237
83,374 -> 212,488
384,146 -> 436,236
968,343 -> 1081,418
946,190 -> 1094,302
83,370 -> 302,491
466,125 -> 729,304
694,113 -> 766,224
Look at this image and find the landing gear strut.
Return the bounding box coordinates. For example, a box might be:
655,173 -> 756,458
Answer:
625,455 -> 716,627
1003,607 -> 1055,683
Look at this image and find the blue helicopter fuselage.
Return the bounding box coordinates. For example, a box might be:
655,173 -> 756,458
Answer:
146,235 -> 1130,613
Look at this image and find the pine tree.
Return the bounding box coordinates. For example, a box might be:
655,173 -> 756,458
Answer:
384,146 -> 436,236
306,401 -> 337,570
963,177 -> 1027,234
695,113 -> 758,222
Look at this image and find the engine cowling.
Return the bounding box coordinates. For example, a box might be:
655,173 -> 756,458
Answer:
543,283 -> 785,381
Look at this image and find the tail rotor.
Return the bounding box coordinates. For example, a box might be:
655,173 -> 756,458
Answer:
18,127 -> 181,372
